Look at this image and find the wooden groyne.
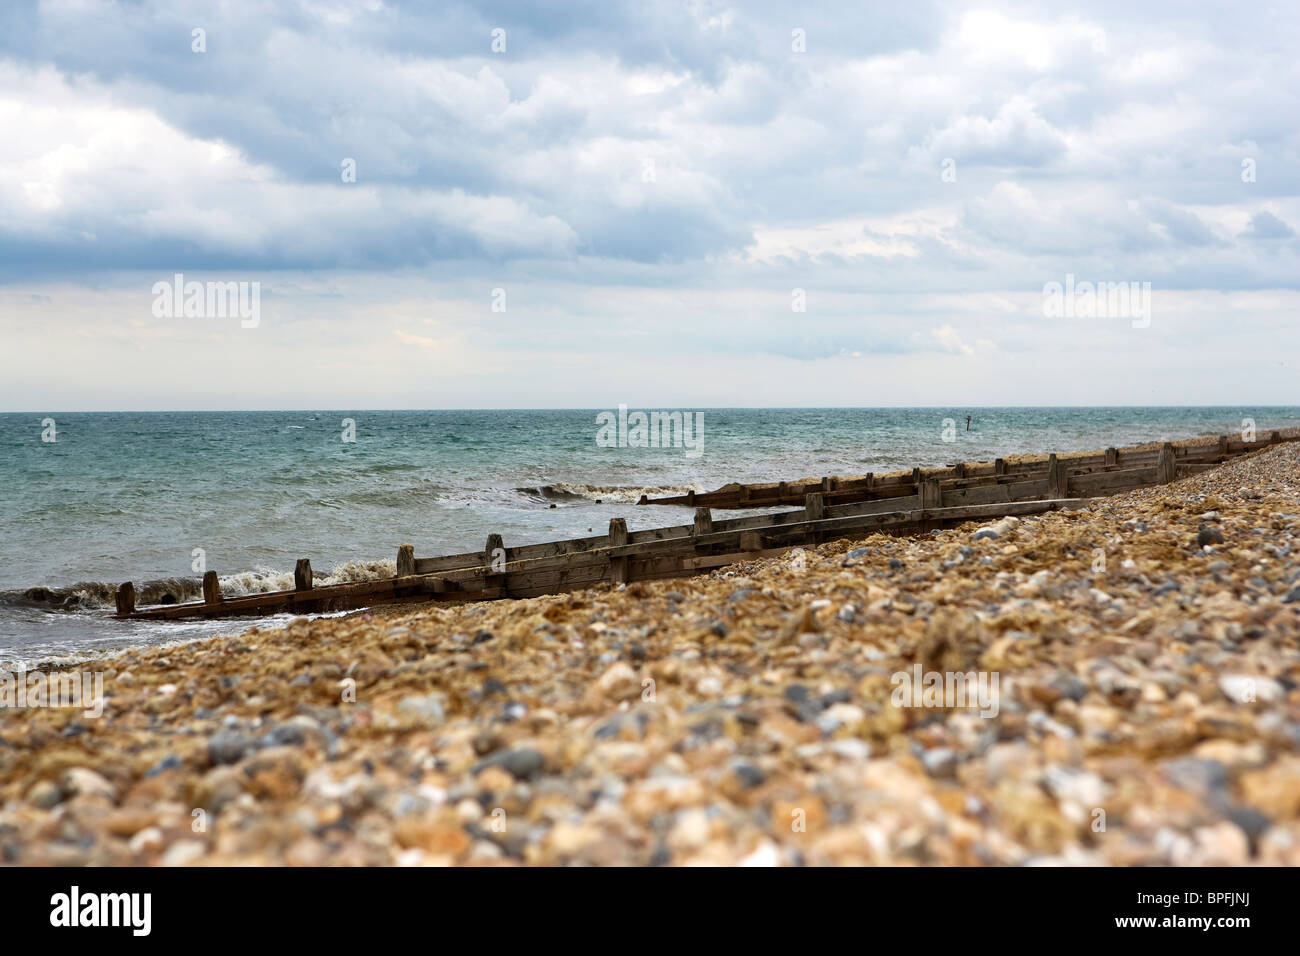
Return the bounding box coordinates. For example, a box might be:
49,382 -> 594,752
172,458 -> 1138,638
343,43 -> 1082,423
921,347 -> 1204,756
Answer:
636,431 -> 1290,510
114,430 -> 1295,622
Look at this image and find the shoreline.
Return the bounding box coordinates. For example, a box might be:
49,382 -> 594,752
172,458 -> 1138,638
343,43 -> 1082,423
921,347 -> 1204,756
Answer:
1,442 -> 1298,865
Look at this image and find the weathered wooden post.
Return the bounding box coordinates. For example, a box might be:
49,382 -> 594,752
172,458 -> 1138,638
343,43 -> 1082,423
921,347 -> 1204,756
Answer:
994,458 -> 1006,476
952,462 -> 966,479
805,492 -> 825,544
483,533 -> 506,595
1157,443 -> 1176,483
202,570 -> 222,606
294,558 -> 313,591
920,478 -> 942,510
1047,454 -> 1067,498
1104,447 -> 1118,467
1216,435 -> 1228,458
396,543 -> 415,577
608,517 -> 629,585
693,507 -> 712,537
483,534 -> 505,573
115,582 -> 135,616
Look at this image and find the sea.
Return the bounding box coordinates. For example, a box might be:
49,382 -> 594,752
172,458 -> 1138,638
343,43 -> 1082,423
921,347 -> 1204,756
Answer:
2,407 -> 1297,666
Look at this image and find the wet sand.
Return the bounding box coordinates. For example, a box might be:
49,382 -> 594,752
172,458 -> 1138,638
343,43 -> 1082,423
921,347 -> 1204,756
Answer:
2,442 -> 1298,865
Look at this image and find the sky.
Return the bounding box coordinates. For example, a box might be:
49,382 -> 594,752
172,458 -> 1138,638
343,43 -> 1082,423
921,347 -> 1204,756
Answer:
0,0 -> 1297,410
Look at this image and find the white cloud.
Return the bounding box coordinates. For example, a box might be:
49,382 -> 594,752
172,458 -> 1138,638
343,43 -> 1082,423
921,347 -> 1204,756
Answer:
927,324 -> 975,355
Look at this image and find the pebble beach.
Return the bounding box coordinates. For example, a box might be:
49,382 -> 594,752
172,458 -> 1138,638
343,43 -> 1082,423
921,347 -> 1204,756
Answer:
3,442 -> 1299,867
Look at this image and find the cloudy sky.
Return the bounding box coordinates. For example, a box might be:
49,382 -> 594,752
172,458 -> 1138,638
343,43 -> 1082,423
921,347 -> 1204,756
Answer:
1,0 -> 1296,410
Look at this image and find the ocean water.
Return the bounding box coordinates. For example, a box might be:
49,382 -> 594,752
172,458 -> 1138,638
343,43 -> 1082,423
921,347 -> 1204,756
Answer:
2,407 -> 1297,665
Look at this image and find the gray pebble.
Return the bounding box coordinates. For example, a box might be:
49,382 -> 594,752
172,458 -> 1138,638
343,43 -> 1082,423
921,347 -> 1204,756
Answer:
1160,757 -> 1230,806
1197,526 -> 1226,546
146,754 -> 183,777
730,761 -> 766,789
922,748 -> 958,779
208,730 -> 258,765
842,547 -> 871,567
484,747 -> 546,781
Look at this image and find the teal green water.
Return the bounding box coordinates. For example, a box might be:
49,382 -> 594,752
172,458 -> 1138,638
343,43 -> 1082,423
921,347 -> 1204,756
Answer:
2,407 -> 1296,664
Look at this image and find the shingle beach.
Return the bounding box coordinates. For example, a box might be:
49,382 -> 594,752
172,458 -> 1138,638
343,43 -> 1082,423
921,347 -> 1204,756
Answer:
4,442 -> 1299,866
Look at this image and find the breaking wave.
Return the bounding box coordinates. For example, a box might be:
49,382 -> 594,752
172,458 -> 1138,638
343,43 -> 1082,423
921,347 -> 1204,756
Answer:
515,482 -> 699,504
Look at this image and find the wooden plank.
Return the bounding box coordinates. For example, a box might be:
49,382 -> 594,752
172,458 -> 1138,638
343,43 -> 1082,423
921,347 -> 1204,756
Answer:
941,480 -> 1027,508
826,493 -> 923,519
475,561 -> 610,598
606,497 -> 1090,560
1070,466 -> 1158,496
414,524 -> 624,574
414,549 -> 492,574
629,523 -> 693,544
129,575 -> 506,620
681,547 -> 791,570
